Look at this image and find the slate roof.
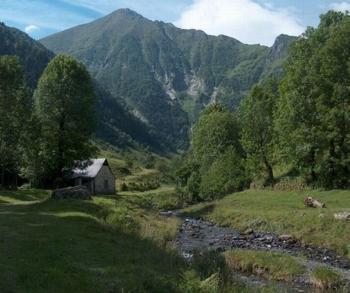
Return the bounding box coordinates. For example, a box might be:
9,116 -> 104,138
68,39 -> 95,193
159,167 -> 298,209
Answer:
69,158 -> 107,179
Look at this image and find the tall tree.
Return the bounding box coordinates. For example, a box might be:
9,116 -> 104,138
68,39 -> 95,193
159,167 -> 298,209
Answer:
0,56 -> 29,187
179,104 -> 247,200
239,82 -> 276,184
192,104 -> 242,168
34,55 -> 97,184
276,11 -> 350,188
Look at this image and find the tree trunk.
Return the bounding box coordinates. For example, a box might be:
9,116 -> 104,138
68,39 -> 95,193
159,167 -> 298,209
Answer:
263,155 -> 274,184
309,148 -> 317,183
328,139 -> 336,187
0,166 -> 4,188
57,113 -> 66,179
1,166 -> 5,188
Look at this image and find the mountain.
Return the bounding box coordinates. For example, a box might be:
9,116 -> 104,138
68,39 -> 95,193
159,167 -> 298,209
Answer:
40,9 -> 296,149
0,22 -> 54,87
0,22 -> 162,151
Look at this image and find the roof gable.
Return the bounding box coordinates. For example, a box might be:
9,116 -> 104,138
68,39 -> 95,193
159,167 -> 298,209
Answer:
69,158 -> 108,179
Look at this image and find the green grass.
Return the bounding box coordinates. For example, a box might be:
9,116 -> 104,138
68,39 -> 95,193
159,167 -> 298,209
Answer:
0,188 -> 301,293
182,189 -> 350,256
224,250 -> 305,282
119,185 -> 184,211
0,189 -> 189,292
0,189 -> 49,204
310,266 -> 343,290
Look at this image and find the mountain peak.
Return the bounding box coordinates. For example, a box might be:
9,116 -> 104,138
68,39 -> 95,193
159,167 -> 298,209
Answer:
269,34 -> 296,59
110,8 -> 144,19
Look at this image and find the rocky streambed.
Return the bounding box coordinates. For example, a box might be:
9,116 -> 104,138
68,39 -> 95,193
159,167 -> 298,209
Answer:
162,214 -> 350,291
175,218 -> 350,270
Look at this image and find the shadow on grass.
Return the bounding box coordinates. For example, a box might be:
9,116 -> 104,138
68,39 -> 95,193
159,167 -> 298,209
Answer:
0,189 -> 50,202
0,198 -> 187,293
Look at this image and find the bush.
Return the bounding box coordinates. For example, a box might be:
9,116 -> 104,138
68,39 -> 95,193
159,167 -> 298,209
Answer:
120,182 -> 128,191
125,180 -> 160,192
199,148 -> 249,200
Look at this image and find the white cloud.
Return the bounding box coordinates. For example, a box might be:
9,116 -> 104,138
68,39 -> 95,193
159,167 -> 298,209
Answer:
175,0 -> 305,46
24,24 -> 39,33
0,0 -> 93,32
61,0 -> 113,14
330,2 -> 350,12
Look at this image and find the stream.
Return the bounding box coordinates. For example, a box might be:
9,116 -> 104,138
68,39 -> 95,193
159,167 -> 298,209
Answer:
161,212 -> 350,292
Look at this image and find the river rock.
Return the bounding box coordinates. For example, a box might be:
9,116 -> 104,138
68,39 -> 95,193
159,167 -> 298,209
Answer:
279,234 -> 293,241
244,228 -> 254,235
261,235 -> 274,243
160,211 -> 174,217
334,212 -> 350,221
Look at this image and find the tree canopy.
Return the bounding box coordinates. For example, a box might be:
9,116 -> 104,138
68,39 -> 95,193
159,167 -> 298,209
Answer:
176,104 -> 248,201
33,55 -> 97,184
276,10 -> 350,188
239,82 -> 277,184
0,56 -> 30,186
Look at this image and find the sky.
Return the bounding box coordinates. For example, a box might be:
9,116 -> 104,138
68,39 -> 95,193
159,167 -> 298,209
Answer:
1,0 -> 350,46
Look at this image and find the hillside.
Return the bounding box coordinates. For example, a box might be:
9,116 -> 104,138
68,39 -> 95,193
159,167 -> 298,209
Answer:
0,23 -> 162,151
0,22 -> 54,88
41,9 -> 296,149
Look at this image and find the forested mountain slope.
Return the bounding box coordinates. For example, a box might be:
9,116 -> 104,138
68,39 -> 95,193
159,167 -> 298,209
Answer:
0,23 -> 161,151
41,9 -> 296,149
0,22 -> 54,87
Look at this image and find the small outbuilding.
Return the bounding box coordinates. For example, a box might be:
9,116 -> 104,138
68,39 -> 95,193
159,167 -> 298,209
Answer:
66,158 -> 116,195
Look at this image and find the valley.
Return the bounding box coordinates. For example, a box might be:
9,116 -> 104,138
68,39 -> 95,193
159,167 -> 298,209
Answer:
0,4 -> 349,293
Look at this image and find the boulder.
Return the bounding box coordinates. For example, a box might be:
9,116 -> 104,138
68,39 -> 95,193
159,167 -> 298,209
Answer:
52,185 -> 92,200
304,196 -> 326,208
334,212 -> 350,221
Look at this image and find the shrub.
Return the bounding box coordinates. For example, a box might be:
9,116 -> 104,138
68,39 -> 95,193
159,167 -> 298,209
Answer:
199,147 -> 249,200
120,182 -> 128,191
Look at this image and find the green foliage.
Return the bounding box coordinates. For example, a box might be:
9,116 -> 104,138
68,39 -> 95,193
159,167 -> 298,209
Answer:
200,147 -> 248,200
180,271 -> 221,293
0,23 -> 54,88
176,104 -> 248,201
276,11 -> 350,188
0,56 -> 30,186
192,104 -> 242,168
239,82 -> 277,184
187,171 -> 201,200
33,55 -> 97,184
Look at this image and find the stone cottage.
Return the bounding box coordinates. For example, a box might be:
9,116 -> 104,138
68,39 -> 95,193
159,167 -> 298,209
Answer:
67,158 -> 116,195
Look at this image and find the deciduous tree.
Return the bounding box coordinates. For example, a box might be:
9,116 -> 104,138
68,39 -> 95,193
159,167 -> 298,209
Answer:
0,56 -> 29,187
34,55 -> 97,184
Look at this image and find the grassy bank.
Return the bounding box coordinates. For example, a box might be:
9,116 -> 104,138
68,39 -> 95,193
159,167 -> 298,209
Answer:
183,189 -> 350,256
224,250 -> 305,282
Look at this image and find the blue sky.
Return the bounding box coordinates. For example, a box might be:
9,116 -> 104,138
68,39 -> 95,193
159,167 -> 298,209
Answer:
1,0 -> 350,45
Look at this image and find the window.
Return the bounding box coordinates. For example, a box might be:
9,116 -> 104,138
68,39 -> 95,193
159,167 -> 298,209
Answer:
104,179 -> 108,190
